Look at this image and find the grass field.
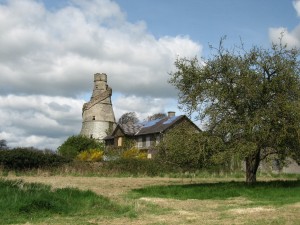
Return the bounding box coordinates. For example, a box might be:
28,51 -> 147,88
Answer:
130,180 -> 300,206
1,175 -> 300,224
0,179 -> 134,224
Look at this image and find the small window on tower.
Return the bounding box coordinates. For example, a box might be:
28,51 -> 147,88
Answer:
90,134 -> 93,139
96,85 -> 98,89
92,116 -> 95,120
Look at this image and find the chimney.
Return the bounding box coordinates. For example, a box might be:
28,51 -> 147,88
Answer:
168,111 -> 176,117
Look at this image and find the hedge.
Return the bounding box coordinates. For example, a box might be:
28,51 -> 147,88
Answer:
0,148 -> 70,170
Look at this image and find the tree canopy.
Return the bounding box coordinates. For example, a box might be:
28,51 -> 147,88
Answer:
157,122 -> 223,172
148,113 -> 167,121
118,112 -> 139,124
57,135 -> 103,159
169,38 -> 300,183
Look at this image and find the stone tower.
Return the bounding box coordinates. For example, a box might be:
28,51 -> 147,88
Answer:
80,73 -> 116,141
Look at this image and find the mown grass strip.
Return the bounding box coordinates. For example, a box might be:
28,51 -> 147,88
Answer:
130,180 -> 300,206
0,179 -> 134,224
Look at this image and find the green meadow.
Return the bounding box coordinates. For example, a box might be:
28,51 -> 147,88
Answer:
0,176 -> 299,224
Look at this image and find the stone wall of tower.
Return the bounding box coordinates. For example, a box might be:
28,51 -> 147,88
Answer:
80,73 -> 116,141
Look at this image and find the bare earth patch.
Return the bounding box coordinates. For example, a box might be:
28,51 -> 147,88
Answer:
3,175 -> 300,225
230,207 -> 275,214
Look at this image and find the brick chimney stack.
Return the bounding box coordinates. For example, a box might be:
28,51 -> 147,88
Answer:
168,111 -> 176,117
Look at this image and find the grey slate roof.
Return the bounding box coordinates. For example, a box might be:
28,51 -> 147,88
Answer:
105,115 -> 201,141
119,123 -> 143,135
136,115 -> 185,135
115,115 -> 187,137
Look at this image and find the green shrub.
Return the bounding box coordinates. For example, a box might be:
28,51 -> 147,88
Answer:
103,158 -> 179,176
0,148 -> 70,170
57,135 -> 103,159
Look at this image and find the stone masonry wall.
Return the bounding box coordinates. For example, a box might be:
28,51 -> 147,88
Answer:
80,73 -> 116,141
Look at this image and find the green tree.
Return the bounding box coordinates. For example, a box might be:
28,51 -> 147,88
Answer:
158,122 -> 222,172
57,135 -> 103,159
169,38 -> 300,183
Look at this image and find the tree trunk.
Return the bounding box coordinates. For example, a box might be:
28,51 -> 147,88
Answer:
245,150 -> 261,184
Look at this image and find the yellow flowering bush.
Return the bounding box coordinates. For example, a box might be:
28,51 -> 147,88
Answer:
77,149 -> 104,162
122,148 -> 147,159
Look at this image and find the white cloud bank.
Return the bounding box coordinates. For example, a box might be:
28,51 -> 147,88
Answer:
269,0 -> 300,47
0,0 -> 202,149
0,95 -> 84,149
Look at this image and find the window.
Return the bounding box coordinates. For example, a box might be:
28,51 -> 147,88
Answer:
117,137 -> 123,147
92,116 -> 95,120
156,135 -> 161,144
146,136 -> 151,147
142,136 -> 146,147
137,137 -> 143,148
137,136 -> 151,148
90,134 -> 93,139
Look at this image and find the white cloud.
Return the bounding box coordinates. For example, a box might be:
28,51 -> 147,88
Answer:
0,95 -> 83,149
269,27 -> 300,47
293,0 -> 300,17
113,95 -> 179,121
269,1 -> 300,48
0,0 -> 201,97
0,0 -> 202,149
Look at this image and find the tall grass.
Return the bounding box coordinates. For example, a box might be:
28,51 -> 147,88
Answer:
0,179 -> 134,224
130,180 -> 300,206
1,159 -> 300,180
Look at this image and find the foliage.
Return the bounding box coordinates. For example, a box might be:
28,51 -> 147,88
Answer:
158,122 -> 225,172
122,148 -> 147,159
76,149 -> 104,162
57,135 -> 104,159
0,179 -> 133,224
131,180 -> 300,206
103,158 -> 178,176
0,148 -> 70,170
118,112 -> 139,124
169,37 -> 300,183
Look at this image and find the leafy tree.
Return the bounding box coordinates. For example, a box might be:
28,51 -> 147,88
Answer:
169,38 -> 300,183
158,122 -> 221,172
57,135 -> 103,159
118,112 -> 139,124
147,113 -> 167,121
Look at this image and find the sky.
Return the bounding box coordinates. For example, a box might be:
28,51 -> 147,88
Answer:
0,0 -> 300,150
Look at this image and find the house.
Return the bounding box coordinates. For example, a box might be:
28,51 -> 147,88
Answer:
104,111 -> 201,158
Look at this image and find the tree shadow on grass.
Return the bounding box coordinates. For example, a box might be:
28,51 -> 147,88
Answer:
131,180 -> 300,206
